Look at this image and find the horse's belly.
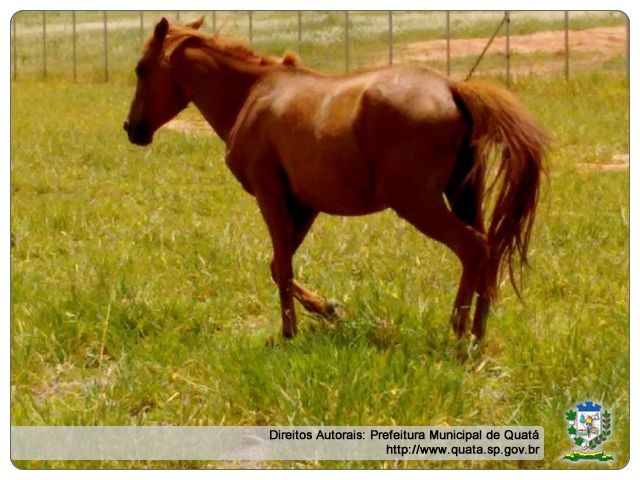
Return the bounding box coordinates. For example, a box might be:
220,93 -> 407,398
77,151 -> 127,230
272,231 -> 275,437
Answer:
285,153 -> 385,216
295,186 -> 385,216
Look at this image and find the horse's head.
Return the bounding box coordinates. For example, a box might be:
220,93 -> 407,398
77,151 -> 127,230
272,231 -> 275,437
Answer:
124,17 -> 204,146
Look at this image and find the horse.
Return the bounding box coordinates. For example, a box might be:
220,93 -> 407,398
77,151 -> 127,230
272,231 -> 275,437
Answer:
124,18 -> 547,342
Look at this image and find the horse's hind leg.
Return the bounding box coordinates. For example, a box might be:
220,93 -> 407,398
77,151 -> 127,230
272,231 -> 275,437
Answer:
392,195 -> 488,339
445,147 -> 490,340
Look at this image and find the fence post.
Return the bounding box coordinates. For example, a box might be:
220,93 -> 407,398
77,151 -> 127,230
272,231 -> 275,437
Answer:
176,11 -> 180,22
42,11 -> 47,80
249,11 -> 253,43
445,11 -> 451,76
12,14 -> 17,81
388,11 -> 393,65
345,11 -> 350,72
212,11 -> 216,33
103,11 -> 108,82
505,11 -> 511,87
72,11 -> 77,82
140,11 -> 144,45
297,11 -> 302,55
564,11 -> 569,80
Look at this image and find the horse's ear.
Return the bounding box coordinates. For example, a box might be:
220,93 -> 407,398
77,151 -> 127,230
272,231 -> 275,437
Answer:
186,17 -> 205,30
154,17 -> 169,42
282,51 -> 300,66
164,36 -> 199,66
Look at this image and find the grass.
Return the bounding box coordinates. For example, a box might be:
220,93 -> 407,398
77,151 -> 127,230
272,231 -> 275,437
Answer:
10,14 -> 629,470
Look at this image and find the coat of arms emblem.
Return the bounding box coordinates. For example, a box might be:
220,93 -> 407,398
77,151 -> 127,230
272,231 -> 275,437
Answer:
564,401 -> 613,462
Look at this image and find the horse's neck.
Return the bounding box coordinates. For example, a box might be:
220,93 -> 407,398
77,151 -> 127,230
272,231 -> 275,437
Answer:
182,51 -> 263,143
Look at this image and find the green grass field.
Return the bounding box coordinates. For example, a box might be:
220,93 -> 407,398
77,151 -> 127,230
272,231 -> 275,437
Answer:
10,13 -> 629,470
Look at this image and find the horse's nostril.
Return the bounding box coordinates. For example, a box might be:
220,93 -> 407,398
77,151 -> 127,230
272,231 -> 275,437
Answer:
123,121 -> 130,132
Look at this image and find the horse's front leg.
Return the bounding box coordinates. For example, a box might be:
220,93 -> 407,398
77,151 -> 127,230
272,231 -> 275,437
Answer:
292,281 -> 339,318
254,181 -> 299,338
267,201 -> 337,319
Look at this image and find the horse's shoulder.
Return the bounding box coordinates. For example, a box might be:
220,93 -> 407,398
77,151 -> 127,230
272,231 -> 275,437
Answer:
231,73 -> 309,138
229,83 -> 278,146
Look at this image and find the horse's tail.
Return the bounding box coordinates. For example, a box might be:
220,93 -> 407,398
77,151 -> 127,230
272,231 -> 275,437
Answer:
450,80 -> 548,300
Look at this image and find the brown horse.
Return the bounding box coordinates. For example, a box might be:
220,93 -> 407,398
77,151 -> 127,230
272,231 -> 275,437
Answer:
124,18 -> 547,341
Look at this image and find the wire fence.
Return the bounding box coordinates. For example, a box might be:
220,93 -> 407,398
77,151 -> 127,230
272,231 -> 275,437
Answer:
10,10 -> 629,85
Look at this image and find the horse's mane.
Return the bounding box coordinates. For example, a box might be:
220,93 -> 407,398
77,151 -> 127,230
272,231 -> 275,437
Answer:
158,22 -> 300,68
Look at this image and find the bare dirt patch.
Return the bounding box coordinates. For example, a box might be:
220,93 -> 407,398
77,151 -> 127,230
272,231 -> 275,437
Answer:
166,118 -> 212,136
580,153 -> 629,172
400,26 -> 626,74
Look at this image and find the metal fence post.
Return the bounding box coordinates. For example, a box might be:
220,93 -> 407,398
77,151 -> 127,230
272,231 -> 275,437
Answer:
12,15 -> 17,81
297,11 -> 302,55
72,11 -> 77,81
103,11 -> 108,82
505,11 -> 511,87
388,11 -> 393,65
446,11 -> 451,76
564,11 -> 569,80
249,11 -> 253,43
42,11 -> 47,80
140,11 -> 144,45
345,11 -> 350,72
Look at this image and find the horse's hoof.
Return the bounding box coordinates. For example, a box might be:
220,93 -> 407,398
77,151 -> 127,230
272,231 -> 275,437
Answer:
464,335 -> 483,363
324,300 -> 338,316
452,333 -> 481,362
323,299 -> 344,320
265,331 -> 296,347
468,337 -> 481,355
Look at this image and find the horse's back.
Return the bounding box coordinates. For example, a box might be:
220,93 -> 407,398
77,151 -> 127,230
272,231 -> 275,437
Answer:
233,65 -> 467,214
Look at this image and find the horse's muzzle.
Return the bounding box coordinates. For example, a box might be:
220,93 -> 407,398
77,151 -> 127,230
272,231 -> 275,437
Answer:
123,120 -> 153,146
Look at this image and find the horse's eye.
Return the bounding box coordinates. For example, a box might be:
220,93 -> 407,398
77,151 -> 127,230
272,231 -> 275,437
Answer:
135,65 -> 145,78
